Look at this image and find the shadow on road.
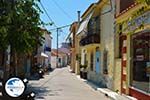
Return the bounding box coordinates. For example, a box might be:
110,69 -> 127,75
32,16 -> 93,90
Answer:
27,84 -> 62,99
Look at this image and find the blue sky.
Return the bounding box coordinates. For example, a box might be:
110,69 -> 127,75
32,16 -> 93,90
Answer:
39,0 -> 98,49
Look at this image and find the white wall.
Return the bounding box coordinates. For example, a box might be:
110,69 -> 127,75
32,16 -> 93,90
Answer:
51,56 -> 57,69
37,30 -> 52,66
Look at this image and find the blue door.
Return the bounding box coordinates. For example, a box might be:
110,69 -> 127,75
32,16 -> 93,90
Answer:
95,51 -> 100,73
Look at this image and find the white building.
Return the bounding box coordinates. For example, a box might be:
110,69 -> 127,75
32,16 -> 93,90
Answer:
36,28 -> 52,68
51,49 -> 68,68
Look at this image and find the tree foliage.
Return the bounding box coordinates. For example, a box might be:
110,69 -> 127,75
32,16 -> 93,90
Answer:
0,0 -> 44,54
0,0 -> 45,76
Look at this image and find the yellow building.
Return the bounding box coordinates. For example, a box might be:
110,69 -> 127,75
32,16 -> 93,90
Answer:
77,0 -> 117,90
67,22 -> 78,73
115,0 -> 150,99
77,1 -> 101,82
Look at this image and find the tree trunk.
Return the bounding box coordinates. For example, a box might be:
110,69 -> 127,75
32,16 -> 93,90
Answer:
10,48 -> 15,77
14,50 -> 18,76
2,49 -> 9,97
1,50 -> 5,66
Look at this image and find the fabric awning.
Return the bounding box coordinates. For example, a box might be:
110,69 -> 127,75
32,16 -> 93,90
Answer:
34,52 -> 48,58
41,52 -> 48,58
77,12 -> 93,35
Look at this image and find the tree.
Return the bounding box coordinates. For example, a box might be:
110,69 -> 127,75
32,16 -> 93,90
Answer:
0,0 -> 44,77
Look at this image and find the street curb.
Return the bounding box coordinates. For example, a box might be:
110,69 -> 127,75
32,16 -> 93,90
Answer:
75,74 -> 137,100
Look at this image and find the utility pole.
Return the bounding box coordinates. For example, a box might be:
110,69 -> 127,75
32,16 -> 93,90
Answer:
49,25 -> 71,68
56,28 -> 59,68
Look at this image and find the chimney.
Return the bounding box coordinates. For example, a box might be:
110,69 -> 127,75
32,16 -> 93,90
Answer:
77,11 -> 81,25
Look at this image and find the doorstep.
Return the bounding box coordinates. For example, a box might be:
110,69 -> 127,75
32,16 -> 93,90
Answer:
75,75 -> 137,100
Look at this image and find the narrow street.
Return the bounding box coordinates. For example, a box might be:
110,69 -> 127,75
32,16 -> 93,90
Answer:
29,67 -> 110,100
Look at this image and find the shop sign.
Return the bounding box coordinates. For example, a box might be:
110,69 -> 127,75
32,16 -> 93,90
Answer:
136,55 -> 144,61
127,11 -> 150,31
146,62 -> 150,77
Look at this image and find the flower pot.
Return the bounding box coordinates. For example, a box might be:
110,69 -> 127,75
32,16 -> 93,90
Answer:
82,71 -> 87,79
80,71 -> 83,78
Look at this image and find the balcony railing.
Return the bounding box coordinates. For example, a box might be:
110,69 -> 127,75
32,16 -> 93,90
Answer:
80,34 -> 100,46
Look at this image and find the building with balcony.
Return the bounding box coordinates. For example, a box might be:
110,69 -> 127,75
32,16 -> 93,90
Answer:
79,9 -> 101,84
77,2 -> 100,83
76,0 -> 124,93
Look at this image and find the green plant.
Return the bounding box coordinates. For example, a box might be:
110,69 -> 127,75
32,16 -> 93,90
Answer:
76,54 -> 81,61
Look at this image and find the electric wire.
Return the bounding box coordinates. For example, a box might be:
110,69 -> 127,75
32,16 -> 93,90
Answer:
39,1 -> 57,28
52,0 -> 73,21
39,1 -> 72,47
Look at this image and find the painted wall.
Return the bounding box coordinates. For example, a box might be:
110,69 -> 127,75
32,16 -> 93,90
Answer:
87,47 -> 105,86
51,55 -> 68,69
51,56 -> 57,69
100,0 -> 115,90
114,59 -> 121,93
75,36 -> 81,75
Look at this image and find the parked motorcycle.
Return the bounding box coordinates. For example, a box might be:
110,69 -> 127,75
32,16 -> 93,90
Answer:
38,69 -> 44,78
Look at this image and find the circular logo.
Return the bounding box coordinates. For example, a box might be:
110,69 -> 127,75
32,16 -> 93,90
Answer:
5,77 -> 25,97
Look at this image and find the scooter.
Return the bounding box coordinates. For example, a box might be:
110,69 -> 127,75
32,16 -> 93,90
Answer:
38,69 -> 44,78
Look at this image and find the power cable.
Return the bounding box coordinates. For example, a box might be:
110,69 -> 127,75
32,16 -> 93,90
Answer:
49,24 -> 71,31
39,1 -> 57,27
39,1 -> 71,35
39,1 -> 72,58
52,0 -> 73,21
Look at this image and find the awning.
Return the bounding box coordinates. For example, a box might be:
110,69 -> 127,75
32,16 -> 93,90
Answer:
34,52 -> 48,58
77,12 -> 93,35
41,52 -> 48,58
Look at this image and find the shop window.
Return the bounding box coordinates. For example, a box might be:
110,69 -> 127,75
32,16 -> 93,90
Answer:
131,32 -> 150,93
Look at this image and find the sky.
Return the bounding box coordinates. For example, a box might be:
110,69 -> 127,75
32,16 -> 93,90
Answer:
39,0 -> 98,49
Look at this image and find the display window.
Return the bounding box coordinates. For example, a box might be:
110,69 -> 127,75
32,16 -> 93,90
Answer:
131,32 -> 150,93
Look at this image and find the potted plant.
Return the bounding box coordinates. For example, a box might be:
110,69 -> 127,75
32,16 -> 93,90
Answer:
80,64 -> 87,79
80,65 -> 84,78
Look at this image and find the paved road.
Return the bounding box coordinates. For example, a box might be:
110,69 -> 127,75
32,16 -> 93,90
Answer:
29,67 -> 110,100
